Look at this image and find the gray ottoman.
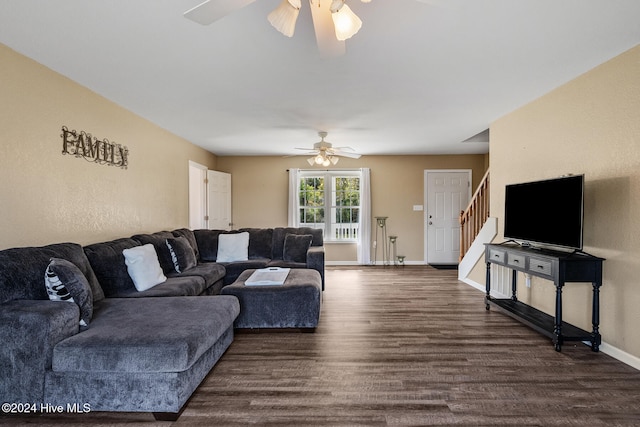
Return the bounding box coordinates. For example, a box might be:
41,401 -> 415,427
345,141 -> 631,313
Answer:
221,269 -> 322,330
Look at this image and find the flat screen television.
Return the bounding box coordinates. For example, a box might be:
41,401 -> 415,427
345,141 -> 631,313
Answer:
503,175 -> 584,250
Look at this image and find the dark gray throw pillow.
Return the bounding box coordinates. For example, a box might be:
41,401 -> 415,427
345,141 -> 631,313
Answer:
45,258 -> 93,329
166,237 -> 197,273
283,233 -> 313,263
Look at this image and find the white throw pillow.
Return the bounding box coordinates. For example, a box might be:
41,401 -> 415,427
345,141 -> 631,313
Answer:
122,244 -> 167,291
217,232 -> 249,262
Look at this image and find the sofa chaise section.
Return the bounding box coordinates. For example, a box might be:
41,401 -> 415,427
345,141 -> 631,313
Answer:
44,295 -> 239,415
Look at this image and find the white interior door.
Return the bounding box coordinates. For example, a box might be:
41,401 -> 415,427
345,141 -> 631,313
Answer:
207,170 -> 232,230
188,161 -> 208,229
424,170 -> 471,265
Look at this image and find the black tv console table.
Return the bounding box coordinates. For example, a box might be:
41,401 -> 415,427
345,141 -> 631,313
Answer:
484,243 -> 604,352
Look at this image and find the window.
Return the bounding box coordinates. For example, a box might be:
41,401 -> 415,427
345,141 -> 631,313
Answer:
298,171 -> 361,242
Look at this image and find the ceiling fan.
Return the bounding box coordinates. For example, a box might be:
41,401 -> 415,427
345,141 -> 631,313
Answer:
295,131 -> 362,166
184,0 -> 447,56
183,0 -> 367,57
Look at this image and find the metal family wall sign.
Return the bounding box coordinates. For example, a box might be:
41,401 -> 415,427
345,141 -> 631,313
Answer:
61,126 -> 129,169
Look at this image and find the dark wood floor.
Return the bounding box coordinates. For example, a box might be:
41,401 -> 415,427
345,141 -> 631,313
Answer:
4,266 -> 640,426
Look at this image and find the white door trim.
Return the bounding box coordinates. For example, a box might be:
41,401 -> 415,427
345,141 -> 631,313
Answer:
423,169 -> 472,264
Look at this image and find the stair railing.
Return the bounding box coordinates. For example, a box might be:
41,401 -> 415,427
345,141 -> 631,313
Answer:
459,169 -> 490,260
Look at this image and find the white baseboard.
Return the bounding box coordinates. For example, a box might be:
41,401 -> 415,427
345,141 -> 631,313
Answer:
599,342 -> 640,371
462,277 -> 485,293
460,276 -> 640,372
326,260 -> 425,266
461,276 -> 508,299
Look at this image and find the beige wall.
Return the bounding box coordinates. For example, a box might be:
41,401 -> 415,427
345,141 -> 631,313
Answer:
480,44 -> 640,358
217,154 -> 488,263
0,44 -> 217,249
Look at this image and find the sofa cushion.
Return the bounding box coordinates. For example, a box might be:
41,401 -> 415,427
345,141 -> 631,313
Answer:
0,243 -> 104,305
283,233 -> 313,263
52,296 -> 240,373
239,228 -> 273,259
171,228 -> 200,260
107,275 -> 207,298
217,232 -> 249,262
168,263 -> 226,290
84,238 -> 141,297
272,227 -> 324,260
131,231 -> 176,274
122,244 -> 167,292
45,258 -> 93,329
166,237 -> 197,273
193,229 -> 228,262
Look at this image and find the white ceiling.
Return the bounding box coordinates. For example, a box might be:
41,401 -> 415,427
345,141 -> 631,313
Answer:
1,0 -> 639,157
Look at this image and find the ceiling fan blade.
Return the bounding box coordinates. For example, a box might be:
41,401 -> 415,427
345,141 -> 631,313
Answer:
309,0 -> 345,58
184,0 -> 257,25
331,150 -> 361,159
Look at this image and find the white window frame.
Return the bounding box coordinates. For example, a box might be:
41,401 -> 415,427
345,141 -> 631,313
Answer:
298,170 -> 362,243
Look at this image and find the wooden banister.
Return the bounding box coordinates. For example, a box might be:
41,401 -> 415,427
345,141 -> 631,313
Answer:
459,169 -> 490,260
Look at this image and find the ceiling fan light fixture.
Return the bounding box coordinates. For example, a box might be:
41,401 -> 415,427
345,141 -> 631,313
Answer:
297,131 -> 359,166
329,0 -> 345,12
268,0 -> 301,37
330,2 -> 362,41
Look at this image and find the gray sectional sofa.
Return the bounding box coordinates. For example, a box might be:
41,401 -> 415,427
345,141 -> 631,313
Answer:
0,227 -> 324,420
